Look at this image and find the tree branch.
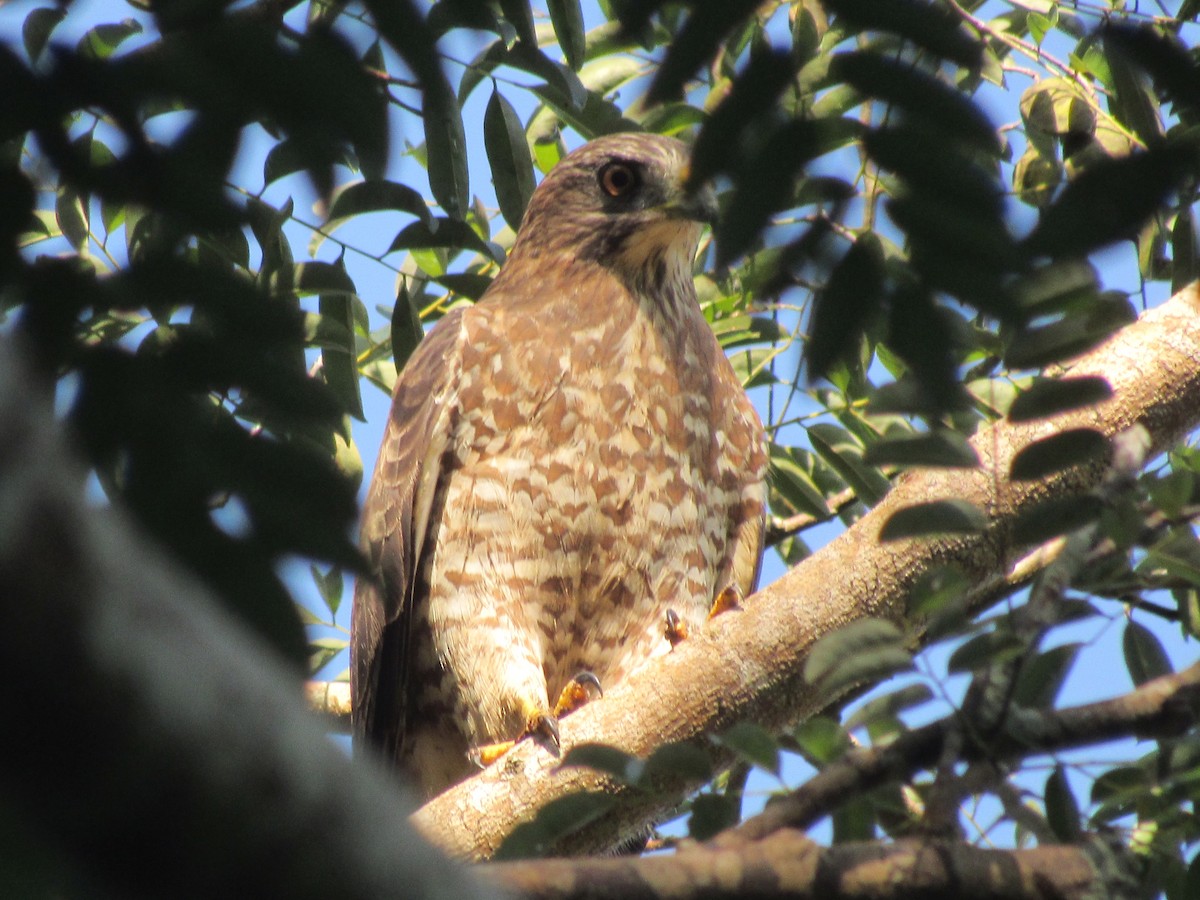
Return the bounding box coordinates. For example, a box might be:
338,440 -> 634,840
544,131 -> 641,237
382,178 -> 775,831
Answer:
486,831 -> 1137,900
413,283 -> 1200,859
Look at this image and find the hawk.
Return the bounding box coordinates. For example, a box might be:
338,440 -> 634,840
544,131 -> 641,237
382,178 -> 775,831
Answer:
352,132 -> 768,798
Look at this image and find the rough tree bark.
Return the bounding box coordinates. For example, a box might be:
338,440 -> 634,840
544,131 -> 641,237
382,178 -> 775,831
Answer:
412,283 -> 1200,860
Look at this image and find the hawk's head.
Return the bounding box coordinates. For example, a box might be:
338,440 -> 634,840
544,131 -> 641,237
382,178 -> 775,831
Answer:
509,133 -> 718,287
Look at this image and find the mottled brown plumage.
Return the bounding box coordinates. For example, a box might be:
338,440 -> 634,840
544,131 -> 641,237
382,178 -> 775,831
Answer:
352,133 -> 767,798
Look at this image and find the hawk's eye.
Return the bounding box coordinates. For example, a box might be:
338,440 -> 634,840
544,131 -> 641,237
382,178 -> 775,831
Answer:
598,162 -> 639,199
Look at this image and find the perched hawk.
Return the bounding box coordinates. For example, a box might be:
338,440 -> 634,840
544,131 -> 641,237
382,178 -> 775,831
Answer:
352,133 -> 768,798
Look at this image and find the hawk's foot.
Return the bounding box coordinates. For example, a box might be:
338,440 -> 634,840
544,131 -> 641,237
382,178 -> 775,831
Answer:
709,584 -> 744,619
553,670 -> 603,718
469,674 -> 601,768
664,608 -> 689,648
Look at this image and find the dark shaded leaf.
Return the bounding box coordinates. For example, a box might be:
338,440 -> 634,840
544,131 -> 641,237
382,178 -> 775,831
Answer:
23,6 -> 65,62
1122,620 -> 1173,687
865,124 -> 1004,215
1010,429 -> 1109,481
484,89 -> 536,230
547,0 -> 586,70
388,217 -> 502,263
1045,766 -> 1082,841
885,287 -> 969,412
824,0 -> 981,69
1010,494 -> 1105,545
559,743 -> 642,783
643,742 -> 713,784
1011,259 -> 1098,315
832,796 -> 876,843
390,280 -> 424,372
1008,376 -> 1113,422
881,499 -> 987,540
863,430 -> 979,469
1103,24 -> 1200,122
844,683 -> 933,733
1014,643 -> 1081,709
715,723 -> 780,777
423,79 -> 469,218
497,0 -> 536,46
310,564 -> 345,617
807,232 -> 884,382
831,51 -> 997,152
327,180 -> 430,225
1004,296 -> 1136,369
433,273 -> 494,301
1171,208 -> 1198,295
1024,145 -> 1198,259
493,792 -> 615,860
688,794 -> 738,840
804,617 -> 912,699
689,47 -> 797,186
646,0 -> 761,104
55,186 -> 88,251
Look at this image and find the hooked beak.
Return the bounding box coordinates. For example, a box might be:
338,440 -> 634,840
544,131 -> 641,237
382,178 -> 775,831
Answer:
666,181 -> 719,227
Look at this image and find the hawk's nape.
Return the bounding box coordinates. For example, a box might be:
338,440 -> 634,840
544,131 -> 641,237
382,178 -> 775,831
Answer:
352,132 -> 768,799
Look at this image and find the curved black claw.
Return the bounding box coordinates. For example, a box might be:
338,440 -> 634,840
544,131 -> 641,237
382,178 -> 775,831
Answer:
573,670 -> 603,699
528,711 -> 561,755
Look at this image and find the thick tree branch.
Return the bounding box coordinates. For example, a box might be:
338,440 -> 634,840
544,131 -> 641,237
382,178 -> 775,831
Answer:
0,340 -> 486,900
487,831 -> 1136,900
413,284 -> 1200,859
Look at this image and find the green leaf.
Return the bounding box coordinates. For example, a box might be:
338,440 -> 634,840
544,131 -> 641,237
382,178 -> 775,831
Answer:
1013,643 -> 1081,709
319,289 -> 365,421
23,6 -> 65,62
767,443 -> 830,519
808,422 -> 890,507
832,796 -> 876,843
793,717 -> 851,766
423,79 -> 469,218
547,0 -> 586,70
646,0 -> 762,104
308,636 -> 347,674
880,499 -> 987,540
310,564 -> 345,617
688,794 -> 739,840
484,89 -> 536,231
493,791 -> 615,860
1004,295 -> 1136,370
1008,377 -> 1113,422
715,723 -> 780,777
390,281 -> 424,372
863,430 -> 979,469
947,629 -> 1025,674
55,186 -> 88,251
1045,766 -> 1082,841
1122,620 -> 1172,687
804,618 -> 912,699
1010,429 -> 1109,481
77,18 -> 142,60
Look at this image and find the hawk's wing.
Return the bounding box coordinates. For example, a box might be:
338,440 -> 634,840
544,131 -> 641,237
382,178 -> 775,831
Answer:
351,306 -> 469,762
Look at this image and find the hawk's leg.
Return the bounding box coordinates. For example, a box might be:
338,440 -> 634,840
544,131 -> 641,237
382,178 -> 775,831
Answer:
665,585 -> 744,649
471,672 -> 603,767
